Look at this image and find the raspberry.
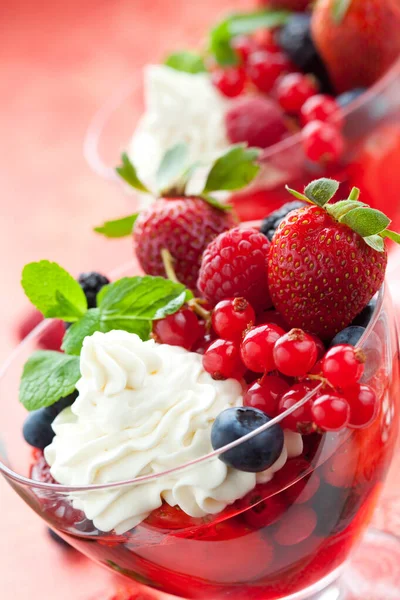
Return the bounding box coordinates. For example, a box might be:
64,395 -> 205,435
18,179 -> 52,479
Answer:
225,96 -> 288,149
211,297 -> 255,342
211,66 -> 246,98
198,227 -> 272,312
77,272 -> 110,309
134,198 -> 235,291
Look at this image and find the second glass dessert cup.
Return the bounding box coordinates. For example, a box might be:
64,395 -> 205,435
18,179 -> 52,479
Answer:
0,280 -> 399,600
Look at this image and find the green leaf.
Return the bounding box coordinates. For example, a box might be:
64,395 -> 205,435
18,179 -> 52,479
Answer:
381,229 -> 400,244
348,187 -> 360,201
285,185 -> 310,203
62,309 -> 102,355
203,145 -> 260,194
209,10 -> 291,66
326,200 -> 367,221
200,194 -> 232,212
332,0 -> 352,24
363,235 -> 385,253
94,214 -> 138,238
341,207 -> 391,237
98,276 -> 191,338
164,51 -> 206,74
304,178 -> 339,207
116,153 -> 150,193
21,261 -> 87,322
19,351 -> 80,411
156,143 -> 189,193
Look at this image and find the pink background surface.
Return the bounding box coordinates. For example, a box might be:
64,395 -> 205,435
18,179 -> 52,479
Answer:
0,1 -> 399,598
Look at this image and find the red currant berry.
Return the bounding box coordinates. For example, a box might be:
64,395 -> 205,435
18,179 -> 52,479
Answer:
310,335 -> 326,360
211,66 -> 246,98
322,344 -> 365,388
232,35 -> 258,63
278,383 -> 315,434
344,383 -> 379,429
301,94 -> 344,128
212,297 -> 255,342
275,73 -> 318,115
241,324 -> 285,373
247,50 -> 291,93
273,328 -> 318,377
273,505 -> 317,546
243,495 -> 286,529
153,309 -> 203,350
311,394 -> 350,431
301,120 -> 345,163
244,375 -> 290,416
203,339 -> 246,380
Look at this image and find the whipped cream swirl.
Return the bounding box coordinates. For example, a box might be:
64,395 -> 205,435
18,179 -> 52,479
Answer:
45,331 -> 302,534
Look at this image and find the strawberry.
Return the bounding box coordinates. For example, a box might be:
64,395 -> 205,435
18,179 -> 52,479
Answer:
268,178 -> 399,339
311,0 -> 400,93
96,144 -> 261,291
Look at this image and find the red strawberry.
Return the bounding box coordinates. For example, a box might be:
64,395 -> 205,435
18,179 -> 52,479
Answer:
267,179 -> 396,339
17,308 -> 64,351
311,0 -> 400,93
134,198 -> 236,291
198,226 -> 273,312
17,308 -> 43,342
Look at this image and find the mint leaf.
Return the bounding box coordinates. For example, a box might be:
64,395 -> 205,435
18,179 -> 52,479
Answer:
332,0 -> 352,24
304,178 -> 339,207
326,200 -> 367,221
116,153 -> 150,193
209,10 -> 290,66
19,351 -> 80,411
381,229 -> 400,244
156,143 -> 189,193
285,186 -> 310,203
22,261 -> 87,321
165,51 -> 206,74
62,309 -> 102,355
94,214 -> 138,238
203,145 -> 260,194
201,194 -> 232,212
364,235 -> 385,253
98,276 -> 192,337
341,207 -> 391,237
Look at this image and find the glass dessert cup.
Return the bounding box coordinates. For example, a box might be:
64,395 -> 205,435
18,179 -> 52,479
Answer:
84,57 -> 400,230
1,273 -> 399,600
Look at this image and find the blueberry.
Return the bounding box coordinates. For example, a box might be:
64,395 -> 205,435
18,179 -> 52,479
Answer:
352,296 -> 378,328
337,88 -> 366,108
329,326 -> 366,348
78,272 -> 110,309
211,407 -> 284,473
23,409 -> 55,449
48,528 -> 71,548
277,14 -> 333,94
44,390 -> 78,419
260,201 -> 306,241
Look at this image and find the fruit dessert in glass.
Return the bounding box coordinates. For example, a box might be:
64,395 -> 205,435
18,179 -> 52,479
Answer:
85,0 -> 400,229
2,176 -> 400,599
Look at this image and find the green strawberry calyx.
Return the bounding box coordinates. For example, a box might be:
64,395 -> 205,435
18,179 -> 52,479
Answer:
95,143 -> 261,239
286,177 -> 400,253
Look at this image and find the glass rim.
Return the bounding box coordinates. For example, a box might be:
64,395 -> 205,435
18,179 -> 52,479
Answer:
0,271 -> 385,493
83,55 -> 400,182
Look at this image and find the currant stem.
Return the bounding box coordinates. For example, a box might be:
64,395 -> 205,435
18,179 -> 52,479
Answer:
188,298 -> 211,322
161,248 -> 180,284
307,373 -> 335,390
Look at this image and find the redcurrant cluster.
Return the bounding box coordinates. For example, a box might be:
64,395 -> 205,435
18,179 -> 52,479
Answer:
210,32 -> 345,164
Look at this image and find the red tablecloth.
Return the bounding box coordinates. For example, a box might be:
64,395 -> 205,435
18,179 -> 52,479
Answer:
0,1 -> 399,599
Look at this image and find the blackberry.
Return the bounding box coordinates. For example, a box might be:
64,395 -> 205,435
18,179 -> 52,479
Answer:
260,201 -> 306,241
78,272 -> 110,309
277,14 -> 333,94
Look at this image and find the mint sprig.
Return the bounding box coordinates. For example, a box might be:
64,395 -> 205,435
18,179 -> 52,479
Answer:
116,153 -> 150,193
165,51 -> 206,74
287,178 -> 400,253
203,145 -> 260,194
156,142 -> 190,193
209,9 -> 291,66
20,352 -> 80,411
94,214 -> 138,238
22,261 -> 87,321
